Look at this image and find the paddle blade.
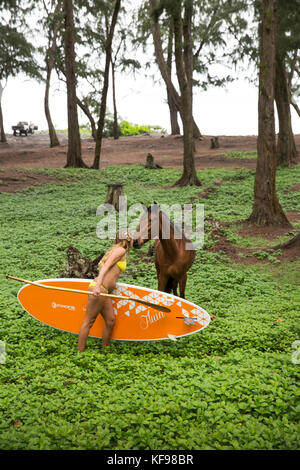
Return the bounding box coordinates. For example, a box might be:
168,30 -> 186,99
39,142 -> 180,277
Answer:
136,298 -> 171,313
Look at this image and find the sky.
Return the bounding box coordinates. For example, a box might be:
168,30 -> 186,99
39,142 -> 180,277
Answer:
3,68 -> 300,137
1,0 -> 300,138
2,10 -> 300,140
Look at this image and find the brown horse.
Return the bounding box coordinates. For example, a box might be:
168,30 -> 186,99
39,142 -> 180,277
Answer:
133,203 -> 195,298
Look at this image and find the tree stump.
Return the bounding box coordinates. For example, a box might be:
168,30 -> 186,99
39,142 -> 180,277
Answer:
145,153 -> 162,169
60,246 -> 104,279
105,184 -> 124,211
210,137 -> 220,149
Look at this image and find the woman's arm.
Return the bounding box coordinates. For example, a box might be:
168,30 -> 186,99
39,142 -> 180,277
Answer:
95,246 -> 126,289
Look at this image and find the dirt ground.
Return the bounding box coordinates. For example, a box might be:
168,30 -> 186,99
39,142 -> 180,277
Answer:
1,131 -> 300,191
1,131 -> 299,263
0,132 -> 263,172
209,219 -> 300,264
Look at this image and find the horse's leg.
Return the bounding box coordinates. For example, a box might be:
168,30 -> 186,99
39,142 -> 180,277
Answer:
179,273 -> 187,299
154,240 -> 161,286
158,273 -> 170,293
172,279 -> 178,296
155,257 -> 168,292
155,261 -> 161,292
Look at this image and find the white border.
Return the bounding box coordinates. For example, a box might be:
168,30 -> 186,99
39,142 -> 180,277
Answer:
17,278 -> 211,342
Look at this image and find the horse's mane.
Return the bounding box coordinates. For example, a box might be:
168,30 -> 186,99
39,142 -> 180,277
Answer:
149,204 -> 188,241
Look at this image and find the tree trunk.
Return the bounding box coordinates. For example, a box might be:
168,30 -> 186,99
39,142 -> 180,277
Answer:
44,1 -> 61,148
76,96 -> 97,140
63,0 -> 87,168
291,100 -> 300,118
167,88 -> 181,135
0,82 -> 7,143
111,58 -> 119,140
287,50 -> 300,119
172,0 -> 201,187
105,184 -> 124,211
149,0 -> 202,140
248,0 -> 291,227
45,75 -> 60,147
275,53 -> 298,166
166,23 -> 180,135
92,0 -> 121,169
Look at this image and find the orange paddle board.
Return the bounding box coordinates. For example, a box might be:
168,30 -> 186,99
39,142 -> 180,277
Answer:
17,279 -> 210,341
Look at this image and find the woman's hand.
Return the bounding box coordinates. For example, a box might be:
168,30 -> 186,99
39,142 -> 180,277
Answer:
92,285 -> 102,297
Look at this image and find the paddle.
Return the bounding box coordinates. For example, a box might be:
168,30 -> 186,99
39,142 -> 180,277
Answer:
6,275 -> 171,313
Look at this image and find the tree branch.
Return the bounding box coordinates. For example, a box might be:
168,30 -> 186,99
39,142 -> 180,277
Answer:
193,6 -> 220,60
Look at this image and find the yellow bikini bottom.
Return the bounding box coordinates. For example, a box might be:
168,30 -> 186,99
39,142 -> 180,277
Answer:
89,281 -> 108,293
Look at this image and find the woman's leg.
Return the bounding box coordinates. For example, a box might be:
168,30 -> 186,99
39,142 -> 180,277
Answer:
78,293 -> 103,352
101,298 -> 116,348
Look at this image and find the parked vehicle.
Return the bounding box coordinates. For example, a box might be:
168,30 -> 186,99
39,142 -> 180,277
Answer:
12,121 -> 38,136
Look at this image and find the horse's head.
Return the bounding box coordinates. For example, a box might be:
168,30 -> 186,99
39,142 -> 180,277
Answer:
133,202 -> 160,248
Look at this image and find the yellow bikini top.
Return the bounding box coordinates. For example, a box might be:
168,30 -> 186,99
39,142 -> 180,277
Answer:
116,258 -> 126,272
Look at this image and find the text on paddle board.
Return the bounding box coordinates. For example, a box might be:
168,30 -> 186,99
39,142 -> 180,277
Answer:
139,310 -> 165,329
52,302 -> 75,311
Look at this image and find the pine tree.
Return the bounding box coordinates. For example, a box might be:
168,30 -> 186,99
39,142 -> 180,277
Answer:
275,0 -> 299,166
0,2 -> 40,143
92,0 -> 121,169
63,0 -> 87,168
248,0 -> 291,227
42,0 -> 63,148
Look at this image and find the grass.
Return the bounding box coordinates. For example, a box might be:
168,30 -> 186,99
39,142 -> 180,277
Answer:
52,121 -> 166,138
221,227 -> 300,249
0,164 -> 299,450
219,151 -> 257,159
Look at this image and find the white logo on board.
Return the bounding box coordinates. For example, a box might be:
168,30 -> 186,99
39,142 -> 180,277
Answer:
52,302 -> 75,311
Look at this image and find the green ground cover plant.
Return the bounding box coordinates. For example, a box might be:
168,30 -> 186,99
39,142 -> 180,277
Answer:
0,164 -> 299,450
119,121 -> 165,136
54,120 -> 166,138
219,151 -> 257,159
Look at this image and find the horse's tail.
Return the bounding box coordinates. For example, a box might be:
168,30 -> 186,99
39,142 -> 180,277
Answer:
165,276 -> 174,293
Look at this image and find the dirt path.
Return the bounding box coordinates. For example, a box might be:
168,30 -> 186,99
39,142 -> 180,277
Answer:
1,132 -> 300,193
0,132 -> 263,171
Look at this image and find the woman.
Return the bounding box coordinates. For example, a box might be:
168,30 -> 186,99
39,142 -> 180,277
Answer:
78,230 -> 133,351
